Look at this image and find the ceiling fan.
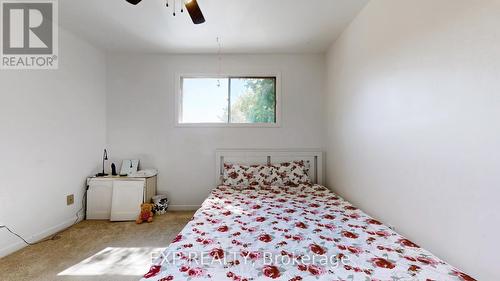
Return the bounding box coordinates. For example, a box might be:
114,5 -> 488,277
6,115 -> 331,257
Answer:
125,0 -> 205,24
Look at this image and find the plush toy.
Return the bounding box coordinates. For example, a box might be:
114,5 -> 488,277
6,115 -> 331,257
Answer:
136,203 -> 154,224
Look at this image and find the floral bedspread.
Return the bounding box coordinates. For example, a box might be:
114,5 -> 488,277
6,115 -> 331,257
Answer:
141,185 -> 475,281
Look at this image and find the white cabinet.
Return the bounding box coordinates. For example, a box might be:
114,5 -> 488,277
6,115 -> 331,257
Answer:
86,176 -> 157,221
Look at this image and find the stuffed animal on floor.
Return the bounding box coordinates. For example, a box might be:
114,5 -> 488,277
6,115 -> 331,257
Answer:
136,203 -> 154,224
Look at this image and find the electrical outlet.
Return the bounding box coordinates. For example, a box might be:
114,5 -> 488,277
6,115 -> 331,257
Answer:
66,194 -> 74,206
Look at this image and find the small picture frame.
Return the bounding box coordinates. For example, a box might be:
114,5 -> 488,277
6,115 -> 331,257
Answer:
120,159 -> 139,175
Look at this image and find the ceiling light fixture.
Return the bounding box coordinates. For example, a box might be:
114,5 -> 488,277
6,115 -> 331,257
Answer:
125,0 -> 205,24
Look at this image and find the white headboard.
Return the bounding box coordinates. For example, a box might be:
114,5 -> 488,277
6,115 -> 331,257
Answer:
215,149 -> 324,185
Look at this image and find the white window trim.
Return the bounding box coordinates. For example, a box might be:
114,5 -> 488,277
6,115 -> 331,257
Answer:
174,72 -> 282,128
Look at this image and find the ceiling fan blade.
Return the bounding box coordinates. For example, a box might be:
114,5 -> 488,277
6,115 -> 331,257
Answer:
125,0 -> 142,5
185,0 -> 205,24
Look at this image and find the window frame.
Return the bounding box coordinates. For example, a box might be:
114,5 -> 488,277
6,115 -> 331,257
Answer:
175,72 -> 281,128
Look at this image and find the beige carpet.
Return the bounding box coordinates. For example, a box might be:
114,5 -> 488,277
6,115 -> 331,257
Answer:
0,211 -> 196,281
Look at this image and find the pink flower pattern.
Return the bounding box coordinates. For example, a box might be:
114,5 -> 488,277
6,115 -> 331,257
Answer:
141,184 -> 475,281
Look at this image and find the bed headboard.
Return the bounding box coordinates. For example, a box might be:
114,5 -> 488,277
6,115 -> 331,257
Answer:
215,149 -> 324,185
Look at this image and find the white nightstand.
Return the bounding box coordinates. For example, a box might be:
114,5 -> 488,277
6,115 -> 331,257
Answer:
86,175 -> 157,221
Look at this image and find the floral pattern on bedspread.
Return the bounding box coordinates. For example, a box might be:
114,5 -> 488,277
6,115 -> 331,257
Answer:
141,185 -> 475,281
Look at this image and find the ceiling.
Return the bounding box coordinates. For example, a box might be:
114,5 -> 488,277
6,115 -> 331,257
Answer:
59,0 -> 368,54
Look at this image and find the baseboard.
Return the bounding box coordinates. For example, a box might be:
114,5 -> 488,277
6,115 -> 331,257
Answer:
0,216 -> 80,258
168,205 -> 200,211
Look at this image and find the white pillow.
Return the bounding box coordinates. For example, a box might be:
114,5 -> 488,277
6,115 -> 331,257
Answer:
222,163 -> 268,187
266,160 -> 311,186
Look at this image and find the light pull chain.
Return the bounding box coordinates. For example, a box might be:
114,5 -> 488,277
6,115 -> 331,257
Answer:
166,0 -> 184,17
217,36 -> 222,87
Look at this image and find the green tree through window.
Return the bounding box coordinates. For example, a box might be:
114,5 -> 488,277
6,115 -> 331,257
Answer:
230,78 -> 276,123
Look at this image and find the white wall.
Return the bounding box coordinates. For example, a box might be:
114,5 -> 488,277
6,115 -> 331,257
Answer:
0,28 -> 107,257
106,54 -> 325,209
325,1 -> 500,280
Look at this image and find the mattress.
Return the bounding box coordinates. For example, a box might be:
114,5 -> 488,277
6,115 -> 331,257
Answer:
140,185 -> 475,281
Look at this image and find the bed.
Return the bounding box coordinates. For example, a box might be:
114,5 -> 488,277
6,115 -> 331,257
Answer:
141,149 -> 475,281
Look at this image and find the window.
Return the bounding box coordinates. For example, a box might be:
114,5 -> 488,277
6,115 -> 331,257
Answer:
178,75 -> 279,126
